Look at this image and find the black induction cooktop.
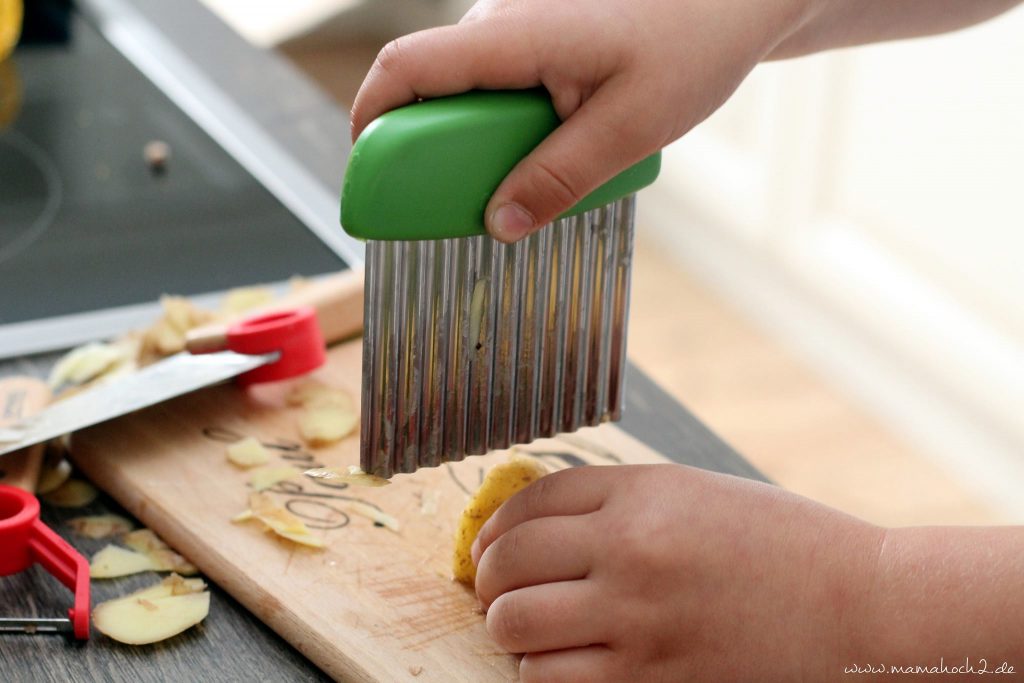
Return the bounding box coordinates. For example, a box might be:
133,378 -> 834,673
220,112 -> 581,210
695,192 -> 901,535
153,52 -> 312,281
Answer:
0,0 -> 360,357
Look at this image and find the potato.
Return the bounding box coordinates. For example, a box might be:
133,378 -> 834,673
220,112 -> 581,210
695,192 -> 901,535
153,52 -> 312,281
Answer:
297,406 -> 357,447
452,455 -> 547,584
92,575 -> 210,645
225,436 -> 270,468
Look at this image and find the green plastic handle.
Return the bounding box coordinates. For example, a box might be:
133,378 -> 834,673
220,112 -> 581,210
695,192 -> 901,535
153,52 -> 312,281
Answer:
340,90 -> 661,241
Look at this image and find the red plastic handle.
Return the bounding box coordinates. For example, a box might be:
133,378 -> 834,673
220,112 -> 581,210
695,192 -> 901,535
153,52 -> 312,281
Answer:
0,485 -> 90,639
225,306 -> 326,385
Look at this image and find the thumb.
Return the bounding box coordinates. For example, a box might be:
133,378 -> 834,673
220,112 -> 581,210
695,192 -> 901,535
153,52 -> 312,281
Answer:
485,83 -> 656,243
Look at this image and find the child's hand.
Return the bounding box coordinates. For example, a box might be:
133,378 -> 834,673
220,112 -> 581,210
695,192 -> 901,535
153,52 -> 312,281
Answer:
470,464 -> 882,682
350,0 -> 815,243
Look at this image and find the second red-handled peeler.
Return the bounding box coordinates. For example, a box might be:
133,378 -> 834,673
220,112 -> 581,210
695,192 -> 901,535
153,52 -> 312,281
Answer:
0,484 -> 91,639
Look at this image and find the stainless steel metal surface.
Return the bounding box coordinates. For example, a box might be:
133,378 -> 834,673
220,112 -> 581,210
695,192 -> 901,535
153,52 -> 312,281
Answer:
0,351 -> 275,458
0,617 -> 74,635
360,196 -> 637,477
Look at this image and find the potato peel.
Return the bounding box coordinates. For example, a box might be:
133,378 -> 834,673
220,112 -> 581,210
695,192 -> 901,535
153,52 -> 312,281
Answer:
226,436 -> 270,468
297,406 -> 357,447
248,466 -> 301,492
91,530 -> 199,578
48,341 -> 133,389
221,286 -> 274,314
233,492 -> 324,548
123,529 -> 198,575
347,500 -> 400,533
286,381 -> 353,410
304,465 -> 390,487
68,514 -> 134,539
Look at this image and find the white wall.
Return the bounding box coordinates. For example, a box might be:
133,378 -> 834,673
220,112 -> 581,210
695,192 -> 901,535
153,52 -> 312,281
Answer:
647,8 -> 1024,517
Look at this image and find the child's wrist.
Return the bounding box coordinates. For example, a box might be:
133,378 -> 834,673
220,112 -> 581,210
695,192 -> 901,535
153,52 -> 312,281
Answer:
802,520 -> 889,676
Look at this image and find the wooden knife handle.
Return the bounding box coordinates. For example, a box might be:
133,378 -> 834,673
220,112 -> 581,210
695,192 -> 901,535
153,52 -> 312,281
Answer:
0,377 -> 52,492
185,268 -> 365,354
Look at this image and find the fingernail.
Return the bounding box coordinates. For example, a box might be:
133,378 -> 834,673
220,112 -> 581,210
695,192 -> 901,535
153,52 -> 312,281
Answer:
489,202 -> 534,242
471,537 -> 482,565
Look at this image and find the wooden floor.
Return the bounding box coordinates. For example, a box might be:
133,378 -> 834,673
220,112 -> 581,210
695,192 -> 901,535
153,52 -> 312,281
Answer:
282,43 -> 1005,529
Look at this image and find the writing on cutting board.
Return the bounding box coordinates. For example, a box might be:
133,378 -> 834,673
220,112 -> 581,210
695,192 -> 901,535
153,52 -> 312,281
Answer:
200,426 -> 624,535
201,426 -> 386,531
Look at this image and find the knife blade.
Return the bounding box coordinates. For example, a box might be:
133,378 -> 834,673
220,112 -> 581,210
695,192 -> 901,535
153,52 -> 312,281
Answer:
0,268 -> 365,460
0,350 -> 274,457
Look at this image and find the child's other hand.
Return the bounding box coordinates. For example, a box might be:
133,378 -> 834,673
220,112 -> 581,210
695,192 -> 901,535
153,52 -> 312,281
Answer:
471,464 -> 882,682
350,0 -> 815,243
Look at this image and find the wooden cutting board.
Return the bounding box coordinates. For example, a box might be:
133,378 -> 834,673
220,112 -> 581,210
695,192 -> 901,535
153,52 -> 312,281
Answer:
69,339 -> 675,682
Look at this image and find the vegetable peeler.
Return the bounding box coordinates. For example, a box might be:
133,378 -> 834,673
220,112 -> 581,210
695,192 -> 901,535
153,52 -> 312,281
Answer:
0,484 -> 90,638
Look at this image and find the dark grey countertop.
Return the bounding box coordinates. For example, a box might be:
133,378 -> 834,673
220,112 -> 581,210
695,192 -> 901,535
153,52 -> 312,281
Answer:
0,1 -> 762,680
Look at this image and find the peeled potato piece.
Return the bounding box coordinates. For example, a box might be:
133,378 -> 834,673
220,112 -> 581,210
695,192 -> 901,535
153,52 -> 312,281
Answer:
347,500 -> 400,533
91,545 -> 158,578
68,514 -> 134,539
453,455 -> 548,584
42,479 -> 98,508
298,406 -> 357,447
226,436 -> 270,468
93,575 -> 210,645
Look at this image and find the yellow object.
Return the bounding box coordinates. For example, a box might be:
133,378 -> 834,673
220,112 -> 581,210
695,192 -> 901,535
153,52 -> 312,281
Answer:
0,58 -> 21,128
452,454 -> 547,585
0,0 -> 21,63
92,575 -> 210,645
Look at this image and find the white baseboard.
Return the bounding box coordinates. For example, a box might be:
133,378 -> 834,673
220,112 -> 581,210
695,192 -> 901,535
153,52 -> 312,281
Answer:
640,187 -> 1024,522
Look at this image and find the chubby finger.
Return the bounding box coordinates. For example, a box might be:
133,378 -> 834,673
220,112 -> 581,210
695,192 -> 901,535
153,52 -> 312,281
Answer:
350,20 -> 540,141
473,465 -> 617,564
486,581 -> 609,653
484,80 -> 662,243
519,646 -> 618,683
475,515 -> 595,608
